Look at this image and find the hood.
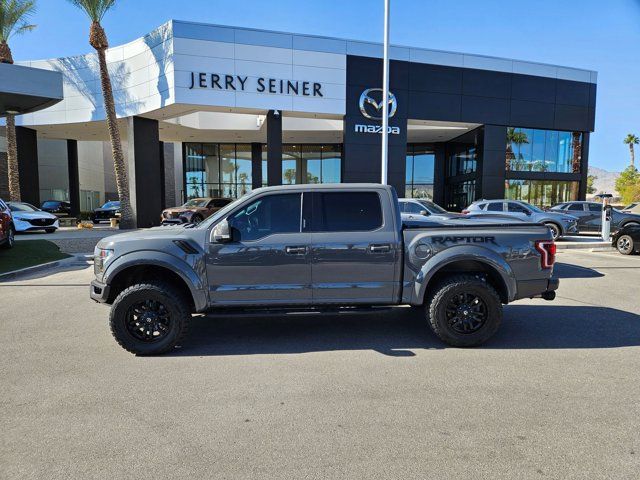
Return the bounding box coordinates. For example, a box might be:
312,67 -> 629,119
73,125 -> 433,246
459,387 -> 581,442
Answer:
163,206 -> 205,214
12,211 -> 57,220
95,207 -> 120,212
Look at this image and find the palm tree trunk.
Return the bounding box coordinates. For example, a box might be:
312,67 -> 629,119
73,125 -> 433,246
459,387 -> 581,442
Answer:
96,47 -> 134,229
630,144 -> 635,168
5,114 -> 21,202
570,132 -> 582,199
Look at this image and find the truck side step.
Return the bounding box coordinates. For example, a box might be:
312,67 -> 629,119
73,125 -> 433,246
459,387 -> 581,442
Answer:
203,305 -> 396,318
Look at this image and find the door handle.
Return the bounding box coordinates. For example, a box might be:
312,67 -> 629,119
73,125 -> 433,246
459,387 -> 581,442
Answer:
369,243 -> 391,253
285,246 -> 307,255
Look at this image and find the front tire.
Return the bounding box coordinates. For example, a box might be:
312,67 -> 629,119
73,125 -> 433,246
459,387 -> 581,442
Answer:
426,275 -> 503,347
544,222 -> 561,240
109,282 -> 191,355
616,235 -> 635,255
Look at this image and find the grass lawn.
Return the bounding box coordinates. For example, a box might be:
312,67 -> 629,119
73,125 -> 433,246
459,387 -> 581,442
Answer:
0,240 -> 71,275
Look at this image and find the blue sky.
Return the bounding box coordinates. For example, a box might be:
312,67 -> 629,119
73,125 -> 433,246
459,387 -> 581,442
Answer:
10,0 -> 640,172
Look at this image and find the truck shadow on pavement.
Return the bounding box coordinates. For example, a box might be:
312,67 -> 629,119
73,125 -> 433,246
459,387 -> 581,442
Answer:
171,304 -> 640,357
553,262 -> 604,279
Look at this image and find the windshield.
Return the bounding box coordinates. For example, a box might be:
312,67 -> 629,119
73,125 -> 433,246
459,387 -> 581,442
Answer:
518,201 -> 544,213
8,202 -> 39,212
42,201 -> 60,208
183,199 -> 209,208
418,200 -> 448,214
101,201 -> 120,209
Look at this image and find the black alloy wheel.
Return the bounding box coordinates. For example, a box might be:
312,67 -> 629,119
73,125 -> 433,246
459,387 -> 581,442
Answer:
616,235 -> 634,255
444,292 -> 488,334
125,299 -> 172,342
545,223 -> 561,240
2,225 -> 15,249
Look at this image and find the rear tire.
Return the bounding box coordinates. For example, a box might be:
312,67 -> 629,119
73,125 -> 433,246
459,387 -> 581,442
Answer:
544,222 -> 561,240
616,235 -> 635,255
109,282 -> 191,355
1,225 -> 15,249
426,274 -> 503,347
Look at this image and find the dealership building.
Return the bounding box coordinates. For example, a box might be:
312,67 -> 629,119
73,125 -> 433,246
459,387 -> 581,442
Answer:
0,20 -> 597,226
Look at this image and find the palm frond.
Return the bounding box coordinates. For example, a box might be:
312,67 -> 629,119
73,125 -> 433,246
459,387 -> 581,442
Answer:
67,0 -> 117,22
0,0 -> 37,41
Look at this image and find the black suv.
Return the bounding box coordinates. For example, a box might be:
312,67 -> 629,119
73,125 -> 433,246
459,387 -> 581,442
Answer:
550,201 -> 640,232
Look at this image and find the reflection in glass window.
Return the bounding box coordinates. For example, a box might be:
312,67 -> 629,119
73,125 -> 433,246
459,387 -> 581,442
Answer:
446,180 -> 476,212
280,144 -> 342,185
406,145 -> 435,199
505,179 -> 579,207
447,146 -> 477,177
506,127 -> 582,173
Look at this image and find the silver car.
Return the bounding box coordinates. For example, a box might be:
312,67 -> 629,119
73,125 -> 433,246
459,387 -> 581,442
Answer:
465,199 -> 578,239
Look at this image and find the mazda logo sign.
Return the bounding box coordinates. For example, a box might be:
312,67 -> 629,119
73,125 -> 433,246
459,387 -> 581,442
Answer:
359,88 -> 397,120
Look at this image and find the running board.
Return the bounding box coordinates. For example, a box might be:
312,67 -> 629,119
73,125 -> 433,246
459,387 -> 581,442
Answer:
203,305 -> 397,318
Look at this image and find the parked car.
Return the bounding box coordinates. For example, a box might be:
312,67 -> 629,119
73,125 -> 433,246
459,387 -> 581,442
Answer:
611,224 -> 640,255
621,202 -> 640,214
464,199 -> 578,240
92,201 -> 121,224
0,198 -> 15,249
550,201 -> 640,233
399,198 -> 526,223
91,184 -> 558,355
41,200 -> 72,216
161,197 -> 233,225
7,202 -> 59,233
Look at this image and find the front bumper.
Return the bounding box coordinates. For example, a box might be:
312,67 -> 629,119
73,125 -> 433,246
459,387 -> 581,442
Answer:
90,279 -> 110,303
14,218 -> 59,232
564,222 -> 578,234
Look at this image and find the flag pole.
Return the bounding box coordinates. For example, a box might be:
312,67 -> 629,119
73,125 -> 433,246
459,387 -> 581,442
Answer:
381,0 -> 390,185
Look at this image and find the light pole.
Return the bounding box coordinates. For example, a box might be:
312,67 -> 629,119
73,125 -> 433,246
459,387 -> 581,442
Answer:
380,0 -> 391,185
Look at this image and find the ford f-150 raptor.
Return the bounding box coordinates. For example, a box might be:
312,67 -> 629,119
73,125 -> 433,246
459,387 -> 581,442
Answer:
90,184 -> 558,355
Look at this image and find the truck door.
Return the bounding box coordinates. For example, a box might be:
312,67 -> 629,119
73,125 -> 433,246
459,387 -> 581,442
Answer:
205,192 -> 312,305
308,190 -> 399,304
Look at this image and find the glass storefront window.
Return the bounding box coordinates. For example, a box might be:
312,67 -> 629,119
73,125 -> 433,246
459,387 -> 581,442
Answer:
445,180 -> 476,212
447,146 -> 477,177
507,127 -> 582,173
505,179 -> 579,207
184,143 -> 256,200
406,145 -> 435,199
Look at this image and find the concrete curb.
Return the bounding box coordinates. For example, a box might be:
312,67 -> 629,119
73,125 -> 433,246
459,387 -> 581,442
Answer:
556,242 -> 612,250
0,254 -> 93,281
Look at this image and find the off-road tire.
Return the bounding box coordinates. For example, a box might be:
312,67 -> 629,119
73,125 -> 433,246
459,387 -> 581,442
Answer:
544,222 -> 561,240
109,282 -> 191,355
1,225 -> 15,249
426,274 -> 503,347
616,235 -> 635,255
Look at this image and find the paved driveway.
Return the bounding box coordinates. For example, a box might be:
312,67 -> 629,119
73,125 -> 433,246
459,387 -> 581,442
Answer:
1,251 -> 639,479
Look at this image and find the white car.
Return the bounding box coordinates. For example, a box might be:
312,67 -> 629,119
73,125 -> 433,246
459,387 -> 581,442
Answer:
7,202 -> 60,233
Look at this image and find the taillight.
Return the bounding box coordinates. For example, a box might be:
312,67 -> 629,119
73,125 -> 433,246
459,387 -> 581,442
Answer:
461,209 -> 470,214
535,240 -> 556,269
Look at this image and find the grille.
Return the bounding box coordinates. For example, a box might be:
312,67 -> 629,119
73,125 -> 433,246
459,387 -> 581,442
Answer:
28,218 -> 56,226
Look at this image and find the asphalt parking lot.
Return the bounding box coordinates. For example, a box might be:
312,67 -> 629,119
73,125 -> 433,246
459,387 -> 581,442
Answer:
1,250 -> 639,479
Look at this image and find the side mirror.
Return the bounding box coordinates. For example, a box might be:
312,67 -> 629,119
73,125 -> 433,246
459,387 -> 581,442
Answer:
211,219 -> 232,243
419,210 -> 429,216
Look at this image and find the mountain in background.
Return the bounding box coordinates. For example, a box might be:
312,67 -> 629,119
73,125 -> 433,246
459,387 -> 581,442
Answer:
588,166 -> 620,196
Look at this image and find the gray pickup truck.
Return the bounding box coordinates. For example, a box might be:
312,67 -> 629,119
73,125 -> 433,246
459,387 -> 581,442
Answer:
91,184 -> 558,355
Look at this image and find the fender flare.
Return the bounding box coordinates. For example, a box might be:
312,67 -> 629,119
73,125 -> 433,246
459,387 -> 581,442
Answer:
103,251 -> 208,311
412,245 -> 517,305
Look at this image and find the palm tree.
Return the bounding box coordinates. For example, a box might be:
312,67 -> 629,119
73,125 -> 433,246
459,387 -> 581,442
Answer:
623,133 -> 639,168
506,127 -> 529,171
67,0 -> 134,228
0,0 -> 37,202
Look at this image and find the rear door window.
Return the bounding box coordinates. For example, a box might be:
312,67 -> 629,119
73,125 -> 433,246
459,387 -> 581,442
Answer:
314,192 -> 383,232
588,203 -> 602,212
486,202 -> 504,212
405,202 -> 425,214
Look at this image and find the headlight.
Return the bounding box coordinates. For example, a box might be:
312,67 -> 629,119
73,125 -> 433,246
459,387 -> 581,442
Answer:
14,216 -> 28,222
94,247 -> 114,275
